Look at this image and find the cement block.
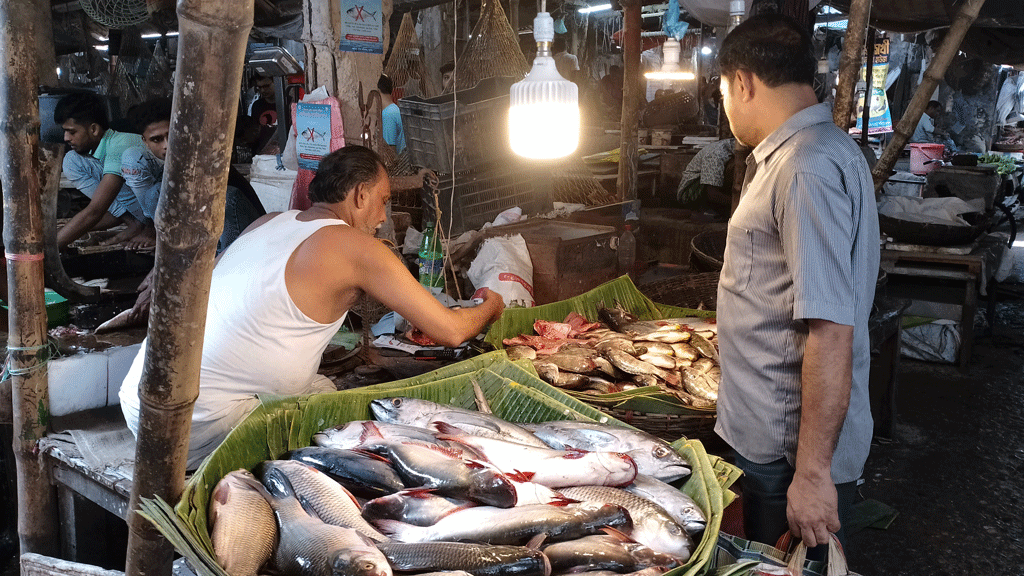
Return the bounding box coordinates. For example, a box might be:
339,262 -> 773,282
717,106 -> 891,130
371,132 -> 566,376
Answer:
48,353 -> 107,417
106,344 -> 141,406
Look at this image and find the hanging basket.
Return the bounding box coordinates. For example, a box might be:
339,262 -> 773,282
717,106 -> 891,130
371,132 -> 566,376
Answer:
80,0 -> 149,29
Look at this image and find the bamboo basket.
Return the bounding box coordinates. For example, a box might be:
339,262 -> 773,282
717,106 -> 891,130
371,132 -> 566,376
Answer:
638,272 -> 720,311
485,276 -> 720,444
138,351 -> 739,576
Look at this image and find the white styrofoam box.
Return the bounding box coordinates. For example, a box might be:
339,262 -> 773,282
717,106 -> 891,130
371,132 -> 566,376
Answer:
48,352 -> 107,417
107,344 -> 142,406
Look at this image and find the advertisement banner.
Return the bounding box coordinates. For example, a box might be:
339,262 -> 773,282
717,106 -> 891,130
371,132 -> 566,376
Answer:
339,0 -> 383,54
852,37 -> 893,136
295,103 -> 332,171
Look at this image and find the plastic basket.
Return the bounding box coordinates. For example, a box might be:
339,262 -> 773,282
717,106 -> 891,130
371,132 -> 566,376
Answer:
399,77 -> 515,173
423,163 -> 551,236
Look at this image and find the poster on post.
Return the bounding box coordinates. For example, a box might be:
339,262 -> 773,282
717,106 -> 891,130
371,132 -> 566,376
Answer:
339,0 -> 383,54
295,103 -> 332,171
851,37 -> 893,136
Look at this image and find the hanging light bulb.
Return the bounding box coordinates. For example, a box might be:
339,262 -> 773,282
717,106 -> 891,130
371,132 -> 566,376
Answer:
509,10 -> 580,160
644,38 -> 696,81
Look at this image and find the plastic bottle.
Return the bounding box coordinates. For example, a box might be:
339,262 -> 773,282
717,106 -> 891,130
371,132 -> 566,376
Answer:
618,224 -> 637,280
418,222 -> 445,293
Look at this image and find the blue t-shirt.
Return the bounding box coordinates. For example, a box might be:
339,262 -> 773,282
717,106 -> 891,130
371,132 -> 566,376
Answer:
382,103 -> 406,154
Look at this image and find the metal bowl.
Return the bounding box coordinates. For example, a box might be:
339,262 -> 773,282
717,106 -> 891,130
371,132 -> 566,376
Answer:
878,211 -> 993,246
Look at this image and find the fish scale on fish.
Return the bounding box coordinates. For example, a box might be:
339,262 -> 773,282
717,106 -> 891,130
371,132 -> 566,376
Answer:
434,424 -> 637,488
252,465 -> 392,576
313,420 -> 441,450
375,541 -> 551,576
209,470 -> 277,576
373,502 -> 632,546
370,397 -> 549,448
541,533 -> 681,574
256,460 -> 389,542
556,486 -> 693,559
286,445 -> 406,499
624,474 -> 707,536
521,421 -> 690,482
362,489 -> 478,527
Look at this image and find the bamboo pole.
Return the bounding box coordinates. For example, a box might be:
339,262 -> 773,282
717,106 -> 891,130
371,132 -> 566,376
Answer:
124,0 -> 252,573
617,0 -> 641,201
871,0 -> 989,191
0,0 -> 59,556
832,0 -> 871,130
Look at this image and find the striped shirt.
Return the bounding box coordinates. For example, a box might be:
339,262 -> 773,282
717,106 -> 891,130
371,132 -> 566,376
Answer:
714,102 -> 880,484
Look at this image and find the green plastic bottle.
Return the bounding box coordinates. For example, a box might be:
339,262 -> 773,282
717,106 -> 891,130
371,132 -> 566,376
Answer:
418,222 -> 444,292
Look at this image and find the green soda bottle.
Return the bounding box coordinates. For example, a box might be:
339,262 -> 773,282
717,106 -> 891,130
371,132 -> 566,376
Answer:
418,222 -> 444,293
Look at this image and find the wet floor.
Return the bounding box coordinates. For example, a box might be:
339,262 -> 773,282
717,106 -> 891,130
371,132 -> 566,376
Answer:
846,291 -> 1024,575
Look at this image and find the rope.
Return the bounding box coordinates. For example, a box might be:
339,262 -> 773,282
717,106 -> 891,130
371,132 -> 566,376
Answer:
1,341 -> 56,381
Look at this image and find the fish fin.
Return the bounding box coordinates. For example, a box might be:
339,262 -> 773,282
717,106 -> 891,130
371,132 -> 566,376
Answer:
550,495 -> 580,506
435,501 -> 480,520
525,533 -> 548,550
372,519 -> 420,542
600,526 -> 637,543
563,447 -> 590,459
505,469 -> 536,482
351,448 -> 392,463
431,421 -> 466,435
359,421 -> 384,443
297,495 -> 324,521
425,441 -> 470,461
399,487 -> 438,499
464,459 -> 493,470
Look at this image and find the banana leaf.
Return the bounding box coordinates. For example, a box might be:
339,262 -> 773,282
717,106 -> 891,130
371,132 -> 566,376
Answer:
161,356 -> 738,576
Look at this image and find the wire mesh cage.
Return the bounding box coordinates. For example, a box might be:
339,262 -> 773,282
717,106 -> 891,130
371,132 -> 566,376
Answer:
80,0 -> 149,29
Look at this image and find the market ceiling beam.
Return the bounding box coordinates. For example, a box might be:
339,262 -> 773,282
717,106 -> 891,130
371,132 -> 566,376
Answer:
0,0 -> 60,558
832,0 -> 872,130
123,0 -> 253,573
871,0 -> 989,192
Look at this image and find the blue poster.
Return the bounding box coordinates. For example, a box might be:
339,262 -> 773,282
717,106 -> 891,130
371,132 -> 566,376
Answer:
295,103 -> 332,171
852,37 -> 893,136
339,0 -> 383,54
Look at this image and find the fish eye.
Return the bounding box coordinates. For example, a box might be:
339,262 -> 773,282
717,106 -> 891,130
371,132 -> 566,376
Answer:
392,398 -> 402,407
669,524 -> 682,535
653,446 -> 670,458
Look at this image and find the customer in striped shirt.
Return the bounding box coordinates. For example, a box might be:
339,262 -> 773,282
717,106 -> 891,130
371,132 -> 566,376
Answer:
713,14 -> 880,555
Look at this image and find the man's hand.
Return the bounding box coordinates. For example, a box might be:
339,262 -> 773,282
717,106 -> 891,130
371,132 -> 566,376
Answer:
477,288 -> 505,323
127,269 -> 156,323
786,468 -> 840,548
418,167 -> 438,189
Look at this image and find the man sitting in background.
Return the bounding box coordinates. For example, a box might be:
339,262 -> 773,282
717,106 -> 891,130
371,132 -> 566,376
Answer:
55,92 -> 149,247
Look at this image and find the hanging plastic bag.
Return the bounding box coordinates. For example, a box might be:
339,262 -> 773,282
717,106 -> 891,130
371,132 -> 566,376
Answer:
282,85 -> 346,210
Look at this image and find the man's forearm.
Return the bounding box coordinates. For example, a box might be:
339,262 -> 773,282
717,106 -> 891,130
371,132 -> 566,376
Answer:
795,320 -> 853,478
57,208 -> 106,247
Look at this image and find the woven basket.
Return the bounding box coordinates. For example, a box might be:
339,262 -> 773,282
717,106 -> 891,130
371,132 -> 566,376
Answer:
638,272 -> 720,311
599,406 -> 718,443
689,229 -> 726,272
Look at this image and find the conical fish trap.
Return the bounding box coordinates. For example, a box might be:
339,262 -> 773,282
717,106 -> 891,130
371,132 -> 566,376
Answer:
385,13 -> 440,99
454,0 -> 528,91
80,0 -> 149,28
550,155 -> 619,205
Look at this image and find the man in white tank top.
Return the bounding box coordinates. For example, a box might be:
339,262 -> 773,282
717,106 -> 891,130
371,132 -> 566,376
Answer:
120,146 -> 505,469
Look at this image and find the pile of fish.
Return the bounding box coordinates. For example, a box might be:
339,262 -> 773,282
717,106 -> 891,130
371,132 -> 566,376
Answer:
501,305 -> 720,408
208,397 -> 708,576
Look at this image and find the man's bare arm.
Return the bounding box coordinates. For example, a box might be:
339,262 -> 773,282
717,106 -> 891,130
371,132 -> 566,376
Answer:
58,173 -> 125,247
787,318 -> 852,548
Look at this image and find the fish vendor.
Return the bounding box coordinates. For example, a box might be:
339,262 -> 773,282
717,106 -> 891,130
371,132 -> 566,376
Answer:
713,14 -> 880,553
119,145 -> 506,469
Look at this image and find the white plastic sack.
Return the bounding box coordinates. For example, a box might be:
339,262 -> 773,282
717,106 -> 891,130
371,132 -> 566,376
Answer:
249,155 -> 298,213
877,196 -> 985,226
468,234 -> 535,308
900,320 -> 960,364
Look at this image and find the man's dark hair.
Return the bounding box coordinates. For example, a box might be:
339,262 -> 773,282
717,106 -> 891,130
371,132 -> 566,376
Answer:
129,97 -> 173,133
308,145 -> 386,204
377,74 -> 394,95
553,36 -> 566,53
251,72 -> 272,85
926,100 -> 942,113
718,13 -> 815,88
54,92 -> 109,130
440,61 -> 455,74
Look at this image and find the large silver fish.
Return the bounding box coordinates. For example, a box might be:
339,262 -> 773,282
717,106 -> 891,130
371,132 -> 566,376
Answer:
286,445 -> 406,498
623,474 -> 707,536
370,397 -> 549,447
256,460 -> 388,542
254,466 -> 392,576
208,469 -> 277,576
314,420 -> 440,450
435,425 -> 637,488
373,502 -> 631,545
376,541 -> 551,576
557,486 -> 693,559
362,489 -> 478,527
521,420 -> 690,482
541,533 -> 681,574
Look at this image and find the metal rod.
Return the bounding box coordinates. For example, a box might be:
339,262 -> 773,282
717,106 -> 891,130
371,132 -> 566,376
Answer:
832,0 -> 871,130
0,0 -> 59,556
617,0 -> 642,201
860,26 -> 876,147
871,0 -> 989,190
124,0 -> 253,573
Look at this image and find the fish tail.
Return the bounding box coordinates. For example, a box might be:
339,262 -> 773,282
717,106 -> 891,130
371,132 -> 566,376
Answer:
372,519 -> 427,542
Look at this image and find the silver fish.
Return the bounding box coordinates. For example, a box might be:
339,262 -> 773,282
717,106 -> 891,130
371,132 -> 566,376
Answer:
535,362 -> 591,390
370,397 -> 549,448
569,569 -> 666,576
557,486 -> 693,558
376,541 -> 551,576
257,460 -> 388,542
634,330 -> 691,344
506,345 -> 537,361
691,358 -> 716,374
639,353 -> 676,370
596,338 -> 642,356
670,343 -> 699,362
681,369 -> 717,402
544,353 -> 598,375
209,470 -> 277,576
374,502 -> 631,545
624,474 -> 707,536
689,332 -> 719,362
634,342 -> 675,356
521,421 -> 690,482
604,350 -> 680,387
256,465 -> 392,576
542,533 -> 681,573
362,488 -> 477,527
314,420 -> 440,450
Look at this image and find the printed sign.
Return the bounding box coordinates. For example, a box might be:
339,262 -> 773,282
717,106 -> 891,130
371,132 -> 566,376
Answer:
852,37 -> 893,136
339,0 -> 383,54
295,103 -> 332,171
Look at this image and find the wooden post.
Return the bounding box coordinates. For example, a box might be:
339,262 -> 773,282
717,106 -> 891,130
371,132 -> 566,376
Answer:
832,0 -> 871,130
617,0 -> 641,201
871,0 -> 988,190
0,0 -> 59,557
860,26 -> 876,147
509,0 -> 518,31
123,0 -> 252,574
